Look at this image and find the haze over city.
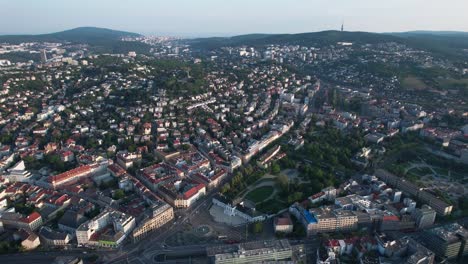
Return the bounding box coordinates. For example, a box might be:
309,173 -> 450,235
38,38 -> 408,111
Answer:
2,0 -> 468,36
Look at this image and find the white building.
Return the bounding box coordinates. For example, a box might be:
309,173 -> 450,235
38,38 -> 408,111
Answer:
76,209 -> 135,248
412,205 -> 436,229
4,160 -> 33,182
212,195 -> 266,223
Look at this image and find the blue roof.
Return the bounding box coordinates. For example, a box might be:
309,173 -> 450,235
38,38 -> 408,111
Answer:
303,209 -> 317,224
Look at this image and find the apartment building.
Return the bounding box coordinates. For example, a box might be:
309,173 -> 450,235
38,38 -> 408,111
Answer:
132,200 -> 174,242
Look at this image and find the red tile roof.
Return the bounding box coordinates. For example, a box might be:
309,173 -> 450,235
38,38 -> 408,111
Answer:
383,215 -> 399,221
21,212 -> 41,224
275,217 -> 292,226
48,165 -> 92,184
183,183 -> 205,200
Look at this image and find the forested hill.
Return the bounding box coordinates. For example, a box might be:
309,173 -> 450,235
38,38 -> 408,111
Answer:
0,27 -> 141,44
0,27 -> 150,55
187,30 -> 468,59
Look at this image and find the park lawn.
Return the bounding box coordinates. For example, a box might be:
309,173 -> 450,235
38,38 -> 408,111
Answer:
237,178 -> 275,198
245,186 -> 274,204
401,76 -> 428,90
256,197 -> 288,214
433,167 -> 449,177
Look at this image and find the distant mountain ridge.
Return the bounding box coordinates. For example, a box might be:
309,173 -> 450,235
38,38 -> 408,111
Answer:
0,27 -> 151,56
392,30 -> 468,37
187,30 -> 468,59
1,27 -> 468,59
0,27 -> 141,44
188,31 -> 401,48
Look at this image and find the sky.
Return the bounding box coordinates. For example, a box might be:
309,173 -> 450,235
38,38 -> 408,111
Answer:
1,0 -> 468,37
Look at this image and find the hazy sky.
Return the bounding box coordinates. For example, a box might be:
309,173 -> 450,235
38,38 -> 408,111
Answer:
2,0 -> 468,36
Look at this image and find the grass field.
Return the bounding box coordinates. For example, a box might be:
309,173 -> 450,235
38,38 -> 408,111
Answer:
256,197 -> 288,214
245,186 -> 274,204
401,76 -> 428,90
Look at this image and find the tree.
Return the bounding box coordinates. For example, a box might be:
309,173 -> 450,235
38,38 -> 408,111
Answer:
127,144 -> 137,152
181,144 -> 191,151
85,207 -> 101,219
113,189 -> 125,200
0,241 -> 21,254
46,154 -> 66,172
276,174 -> 289,192
0,133 -> 13,144
271,163 -> 281,175
287,192 -> 304,204
221,183 -> 231,195
252,222 -> 263,234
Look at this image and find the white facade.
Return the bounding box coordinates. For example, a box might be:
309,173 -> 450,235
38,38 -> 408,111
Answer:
5,160 -> 32,182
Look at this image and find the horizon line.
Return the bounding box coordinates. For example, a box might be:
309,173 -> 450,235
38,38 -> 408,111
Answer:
1,26 -> 468,38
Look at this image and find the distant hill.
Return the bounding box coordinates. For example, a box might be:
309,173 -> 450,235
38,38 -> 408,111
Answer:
188,30 -> 468,59
0,27 -> 151,55
390,31 -> 468,59
0,27 -> 141,44
393,31 -> 468,37
188,31 -> 401,49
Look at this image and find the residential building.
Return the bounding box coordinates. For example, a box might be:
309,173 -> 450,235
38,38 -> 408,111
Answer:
132,200 -> 174,242
375,169 -> 453,216
158,179 -> 206,208
76,209 -> 135,248
0,211 -> 43,231
308,207 -> 358,235
274,214 -> 293,234
421,223 -> 468,260
207,239 -> 292,264
39,226 -> 71,246
58,210 -> 88,235
412,205 -> 436,229
48,165 -> 93,188
21,232 -> 41,250
375,235 -> 435,264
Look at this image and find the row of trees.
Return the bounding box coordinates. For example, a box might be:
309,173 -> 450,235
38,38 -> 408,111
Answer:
23,154 -> 75,173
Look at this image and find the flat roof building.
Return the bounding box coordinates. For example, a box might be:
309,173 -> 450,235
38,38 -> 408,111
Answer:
207,239 -> 292,264
132,199 -> 174,242
421,223 -> 468,260
375,169 -> 453,216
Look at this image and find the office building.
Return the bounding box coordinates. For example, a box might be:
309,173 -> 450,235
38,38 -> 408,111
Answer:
207,239 -> 292,264
421,223 -> 468,260
76,209 -> 135,248
375,170 -> 453,216
40,49 -> 47,63
308,207 -> 358,235
412,205 -> 436,229
132,200 -> 174,242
